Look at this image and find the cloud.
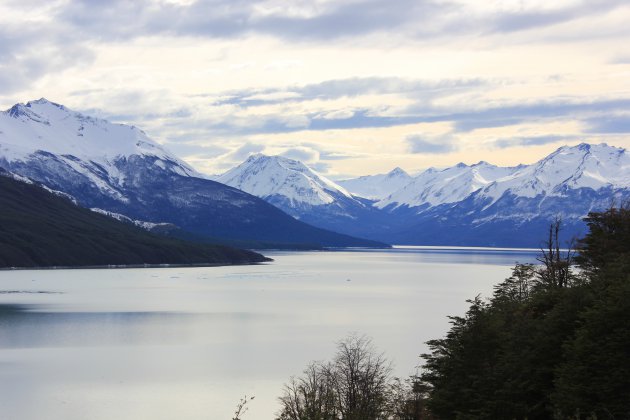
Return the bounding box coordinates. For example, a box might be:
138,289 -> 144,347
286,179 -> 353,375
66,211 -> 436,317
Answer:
585,115 -> 630,133
451,99 -> 630,133
407,134 -> 456,154
610,54 -> 630,64
311,161 -> 331,173
213,77 -> 485,108
161,142 -> 229,159
486,0 -> 629,37
0,27 -> 95,93
21,0 -> 627,48
52,0 -> 449,42
493,135 -> 579,149
193,96 -> 630,138
281,146 -> 320,162
226,142 -> 266,161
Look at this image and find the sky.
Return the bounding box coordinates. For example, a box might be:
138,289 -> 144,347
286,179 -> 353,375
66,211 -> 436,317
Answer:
1,0 -> 629,178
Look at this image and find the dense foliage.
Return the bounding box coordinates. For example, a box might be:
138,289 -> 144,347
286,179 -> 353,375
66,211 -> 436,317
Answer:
419,207 -> 630,419
0,174 -> 268,267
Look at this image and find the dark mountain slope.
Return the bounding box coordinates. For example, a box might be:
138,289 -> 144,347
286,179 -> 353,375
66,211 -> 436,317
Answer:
0,172 -> 269,268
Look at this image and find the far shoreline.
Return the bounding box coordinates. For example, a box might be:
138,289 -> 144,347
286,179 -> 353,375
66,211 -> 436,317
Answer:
0,260 -> 273,271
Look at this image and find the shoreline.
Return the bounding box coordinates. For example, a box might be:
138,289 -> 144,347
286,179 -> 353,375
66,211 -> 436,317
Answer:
0,260 -> 273,271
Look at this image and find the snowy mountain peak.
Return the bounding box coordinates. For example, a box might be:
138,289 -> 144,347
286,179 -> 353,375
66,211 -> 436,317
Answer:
338,166 -> 414,200
473,160 -> 490,167
0,99 -> 197,176
28,97 -> 56,105
374,143 -> 629,211
388,167 -> 408,177
479,142 -> 629,201
376,160 -> 519,209
216,153 -> 354,207
242,153 -> 321,177
0,99 -> 201,202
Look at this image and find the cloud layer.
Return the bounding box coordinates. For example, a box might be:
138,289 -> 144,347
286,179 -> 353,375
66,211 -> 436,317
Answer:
1,0 -> 629,177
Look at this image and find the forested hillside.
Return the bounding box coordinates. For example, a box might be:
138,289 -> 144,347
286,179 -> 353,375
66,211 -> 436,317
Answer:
420,207 -> 630,419
0,173 -> 269,268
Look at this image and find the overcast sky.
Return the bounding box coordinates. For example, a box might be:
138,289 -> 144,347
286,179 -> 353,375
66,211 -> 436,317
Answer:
1,0 -> 629,178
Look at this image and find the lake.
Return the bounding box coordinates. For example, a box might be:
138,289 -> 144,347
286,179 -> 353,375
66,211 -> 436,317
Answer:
0,247 -> 538,420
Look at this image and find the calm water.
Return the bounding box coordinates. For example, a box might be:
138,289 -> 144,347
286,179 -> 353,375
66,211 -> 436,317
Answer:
0,247 -> 537,420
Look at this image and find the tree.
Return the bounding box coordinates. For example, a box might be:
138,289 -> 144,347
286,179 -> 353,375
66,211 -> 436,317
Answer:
535,218 -> 575,289
232,395 -> 255,420
385,376 -> 433,420
419,208 -> 630,418
575,204 -> 630,278
552,204 -> 630,418
492,263 -> 536,304
277,335 -> 393,420
278,362 -> 338,420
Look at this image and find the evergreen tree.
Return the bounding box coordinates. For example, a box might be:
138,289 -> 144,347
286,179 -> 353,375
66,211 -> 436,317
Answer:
420,208 -> 630,418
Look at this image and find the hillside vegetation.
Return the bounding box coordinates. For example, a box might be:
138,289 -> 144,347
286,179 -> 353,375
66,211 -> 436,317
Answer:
0,173 -> 269,268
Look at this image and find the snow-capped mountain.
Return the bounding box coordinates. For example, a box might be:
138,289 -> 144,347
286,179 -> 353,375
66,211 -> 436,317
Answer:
376,143 -> 629,212
0,98 -> 198,202
376,143 -> 630,246
218,143 -> 629,247
477,143 -> 630,204
4,98 -> 626,248
217,154 -> 355,209
216,154 -> 386,238
338,167 -> 413,200
376,162 -> 520,210
0,99 -> 385,248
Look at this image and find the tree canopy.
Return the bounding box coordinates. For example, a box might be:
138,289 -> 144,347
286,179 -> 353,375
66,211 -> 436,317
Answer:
419,207 -> 630,419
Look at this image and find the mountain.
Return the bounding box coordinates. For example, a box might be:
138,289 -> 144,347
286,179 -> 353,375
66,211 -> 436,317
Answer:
216,154 -> 387,238
218,143 -> 630,247
0,99 -> 386,248
217,153 -> 355,209
476,143 -> 630,203
338,167 -> 413,200
376,161 -> 521,210
0,169 -> 268,268
379,143 -> 630,246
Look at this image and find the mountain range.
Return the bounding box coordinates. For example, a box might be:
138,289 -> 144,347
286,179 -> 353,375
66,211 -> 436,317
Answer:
0,99 -> 384,249
218,144 -> 630,247
2,98 -> 628,249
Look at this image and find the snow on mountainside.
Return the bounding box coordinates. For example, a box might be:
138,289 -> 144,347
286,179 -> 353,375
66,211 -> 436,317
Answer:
89,208 -> 174,231
215,153 -> 389,239
477,143 -> 630,204
376,161 -> 521,210
217,154 -> 355,207
0,99 -> 386,248
0,99 -> 198,198
1,99 -> 189,164
338,167 -> 413,200
376,143 -> 629,211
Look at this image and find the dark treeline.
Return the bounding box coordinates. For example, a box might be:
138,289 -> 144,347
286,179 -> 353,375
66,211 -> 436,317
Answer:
0,174 -> 269,267
275,206 -> 630,419
420,206 -> 630,419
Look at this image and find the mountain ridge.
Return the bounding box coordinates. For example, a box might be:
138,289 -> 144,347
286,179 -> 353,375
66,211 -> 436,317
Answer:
0,99 -> 387,249
220,143 -> 629,247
